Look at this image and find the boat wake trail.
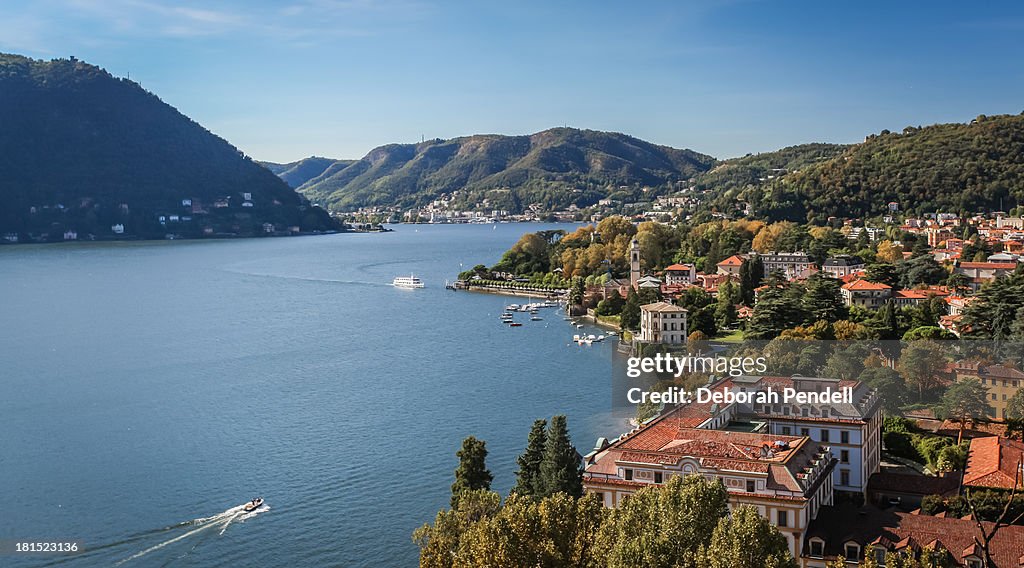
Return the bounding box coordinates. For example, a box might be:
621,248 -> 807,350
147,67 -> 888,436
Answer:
113,503 -> 268,566
37,502 -> 269,567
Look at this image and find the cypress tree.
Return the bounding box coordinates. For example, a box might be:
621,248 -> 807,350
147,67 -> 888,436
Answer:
538,415 -> 583,498
620,287 -> 641,331
451,436 -> 493,508
512,419 -> 548,496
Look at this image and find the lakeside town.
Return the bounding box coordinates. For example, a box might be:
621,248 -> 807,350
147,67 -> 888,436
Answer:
425,209 -> 1024,567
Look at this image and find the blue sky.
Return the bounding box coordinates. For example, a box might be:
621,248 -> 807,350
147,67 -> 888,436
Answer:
2,1 -> 1023,163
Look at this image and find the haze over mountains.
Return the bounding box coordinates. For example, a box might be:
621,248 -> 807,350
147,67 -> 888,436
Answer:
0,53 -> 339,241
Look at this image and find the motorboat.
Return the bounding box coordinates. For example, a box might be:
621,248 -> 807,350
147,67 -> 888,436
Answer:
393,275 -> 424,289
244,498 -> 264,512
509,322 -> 523,327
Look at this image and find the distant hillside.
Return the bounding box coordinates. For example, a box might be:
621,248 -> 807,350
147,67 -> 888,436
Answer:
295,128 -> 716,213
260,156 -> 353,189
695,143 -> 849,198
713,114 -> 1024,222
0,53 -> 340,241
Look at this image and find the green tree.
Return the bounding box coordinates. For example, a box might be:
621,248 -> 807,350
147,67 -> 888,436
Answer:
865,263 -> 900,288
803,272 -> 848,323
1007,389 -> 1024,421
596,475 -> 729,568
746,284 -> 807,340
698,505 -> 797,568
715,280 -> 740,328
962,268 -> 1024,339
494,232 -> 551,275
595,289 -> 625,316
451,436 -> 494,508
946,272 -> 971,295
897,341 -> 949,401
413,489 -> 502,568
538,415 -> 583,498
569,276 -> 585,306
900,254 -> 946,287
858,366 -> 908,414
621,286 -> 641,331
512,419 -> 547,497
739,255 -> 764,306
455,493 -> 605,567
872,299 -> 902,340
937,379 -> 992,443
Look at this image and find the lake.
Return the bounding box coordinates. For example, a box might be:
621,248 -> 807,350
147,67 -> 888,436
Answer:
0,224 -> 627,567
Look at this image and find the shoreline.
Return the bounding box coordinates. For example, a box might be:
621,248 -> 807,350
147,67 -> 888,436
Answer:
464,286 -> 565,300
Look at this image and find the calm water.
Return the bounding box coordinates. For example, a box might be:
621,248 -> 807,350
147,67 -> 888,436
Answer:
0,224 -> 626,567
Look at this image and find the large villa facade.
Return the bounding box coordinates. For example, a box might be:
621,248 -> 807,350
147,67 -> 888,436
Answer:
584,375 -> 882,562
583,409 -> 836,559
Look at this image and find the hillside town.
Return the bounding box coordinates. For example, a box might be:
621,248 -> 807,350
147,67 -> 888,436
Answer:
448,210 -> 1024,567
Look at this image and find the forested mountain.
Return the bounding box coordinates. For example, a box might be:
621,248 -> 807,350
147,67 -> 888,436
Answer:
260,156 -> 352,189
294,128 -> 716,212
714,114 -> 1024,222
0,53 -> 339,241
694,143 -> 849,199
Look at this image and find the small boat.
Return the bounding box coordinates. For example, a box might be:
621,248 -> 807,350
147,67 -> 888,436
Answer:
509,322 -> 523,327
244,497 -> 264,512
575,324 -> 584,329
506,304 -> 520,311
531,316 -> 542,321
393,275 -> 424,289
573,334 -> 581,341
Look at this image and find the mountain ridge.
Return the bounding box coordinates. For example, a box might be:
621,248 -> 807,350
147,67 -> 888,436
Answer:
292,128 -> 716,213
0,53 -> 340,240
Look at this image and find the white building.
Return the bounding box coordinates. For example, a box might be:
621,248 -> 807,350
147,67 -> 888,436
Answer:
662,263 -> 697,285
821,256 -> 864,279
638,301 -> 688,344
758,252 -> 813,279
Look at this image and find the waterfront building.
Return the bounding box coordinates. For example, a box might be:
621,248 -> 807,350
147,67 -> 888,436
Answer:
638,301 -> 688,344
583,409 -> 836,560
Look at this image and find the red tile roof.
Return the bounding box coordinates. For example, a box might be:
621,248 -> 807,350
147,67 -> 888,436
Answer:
806,505 -> 1024,567
663,263 -> 693,272
717,255 -> 744,267
842,279 -> 892,291
958,262 -> 1018,270
964,436 -> 1024,490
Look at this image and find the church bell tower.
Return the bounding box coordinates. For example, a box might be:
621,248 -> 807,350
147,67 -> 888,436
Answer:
630,238 -> 640,290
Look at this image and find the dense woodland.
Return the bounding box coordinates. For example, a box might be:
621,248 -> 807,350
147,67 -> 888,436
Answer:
716,114 -> 1024,222
0,53 -> 339,240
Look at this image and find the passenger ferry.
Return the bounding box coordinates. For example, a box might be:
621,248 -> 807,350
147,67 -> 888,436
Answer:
392,275 -> 425,289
